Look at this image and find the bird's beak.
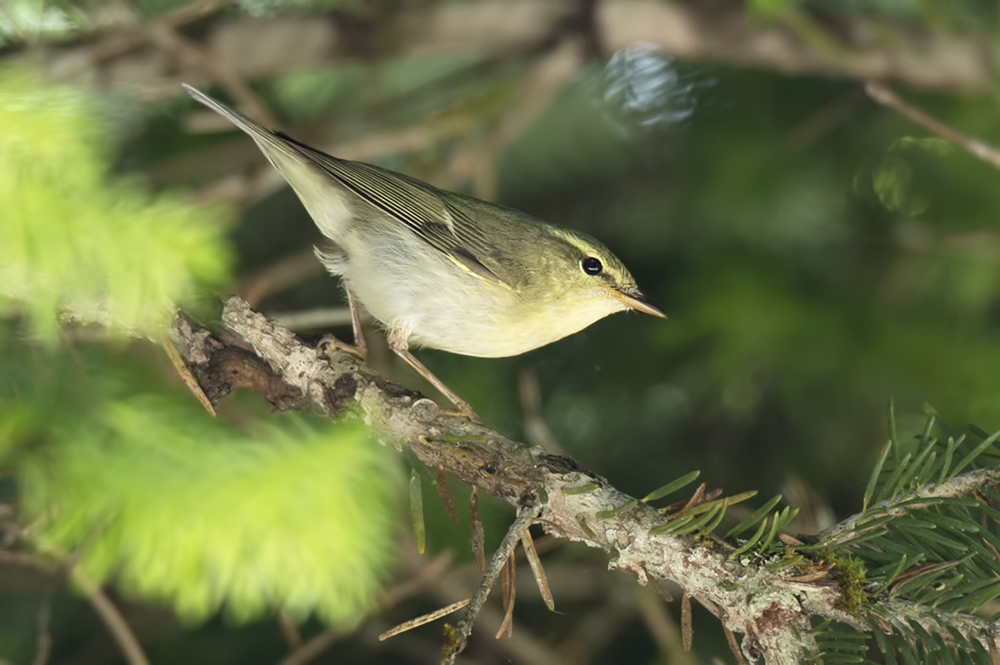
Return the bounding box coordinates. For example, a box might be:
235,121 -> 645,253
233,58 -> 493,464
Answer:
611,288 -> 666,318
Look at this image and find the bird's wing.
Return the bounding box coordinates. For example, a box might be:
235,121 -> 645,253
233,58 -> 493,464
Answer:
280,136 -> 513,288
183,84 -> 513,288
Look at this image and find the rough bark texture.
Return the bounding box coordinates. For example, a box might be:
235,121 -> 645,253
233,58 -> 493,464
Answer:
172,297 -> 873,663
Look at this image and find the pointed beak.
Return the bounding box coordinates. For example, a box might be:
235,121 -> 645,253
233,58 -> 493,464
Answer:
611,289 -> 666,318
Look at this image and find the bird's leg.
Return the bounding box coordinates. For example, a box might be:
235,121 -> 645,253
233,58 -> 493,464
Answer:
388,331 -> 482,424
320,287 -> 367,361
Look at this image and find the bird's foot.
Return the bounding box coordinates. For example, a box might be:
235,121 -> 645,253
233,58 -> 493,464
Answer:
437,400 -> 484,426
319,335 -> 366,362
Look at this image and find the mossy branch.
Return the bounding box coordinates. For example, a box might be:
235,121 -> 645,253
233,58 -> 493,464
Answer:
171,297 -> 1000,664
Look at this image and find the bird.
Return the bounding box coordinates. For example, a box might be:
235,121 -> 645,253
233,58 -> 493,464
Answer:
184,84 -> 664,422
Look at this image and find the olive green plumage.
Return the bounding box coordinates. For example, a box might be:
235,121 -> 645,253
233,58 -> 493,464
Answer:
184,84 -> 662,361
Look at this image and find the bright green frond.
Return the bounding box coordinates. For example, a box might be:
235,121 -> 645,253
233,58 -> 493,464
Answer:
19,396 -> 400,624
0,68 -> 231,338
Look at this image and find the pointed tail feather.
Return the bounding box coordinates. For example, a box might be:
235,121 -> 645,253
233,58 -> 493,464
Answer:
182,83 -> 295,158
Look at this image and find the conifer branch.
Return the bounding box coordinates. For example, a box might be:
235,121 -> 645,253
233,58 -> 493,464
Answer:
875,600 -> 1000,655
819,467 -> 1000,545
171,298 -> 1000,663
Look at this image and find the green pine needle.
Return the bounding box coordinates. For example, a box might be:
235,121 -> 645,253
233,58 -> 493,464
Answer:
863,441 -> 893,513
641,470 -> 701,503
948,428 -> 1000,480
725,493 -> 782,539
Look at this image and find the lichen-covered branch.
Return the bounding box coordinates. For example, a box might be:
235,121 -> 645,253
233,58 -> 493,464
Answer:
173,297 -> 879,663
819,468 -> 1000,545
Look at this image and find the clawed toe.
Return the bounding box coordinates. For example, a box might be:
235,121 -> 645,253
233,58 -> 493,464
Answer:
319,335 -> 366,361
437,404 -> 484,425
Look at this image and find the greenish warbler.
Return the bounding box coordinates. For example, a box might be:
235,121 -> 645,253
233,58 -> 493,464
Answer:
184,84 -> 664,420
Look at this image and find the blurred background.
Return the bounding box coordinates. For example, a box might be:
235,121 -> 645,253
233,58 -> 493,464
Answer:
1,0 -> 999,663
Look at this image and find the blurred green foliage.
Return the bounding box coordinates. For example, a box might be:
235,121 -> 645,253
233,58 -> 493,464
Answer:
2,0 -> 1000,661
22,396 -> 399,624
0,66 -> 401,639
0,68 -> 231,338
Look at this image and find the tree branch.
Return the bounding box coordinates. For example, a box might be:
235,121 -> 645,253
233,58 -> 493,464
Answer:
865,82 -> 1000,170
172,298 -> 872,663
599,0 -> 993,92
170,298 -> 1000,662
28,0 -> 994,99
818,468 -> 1000,545
71,568 -> 151,665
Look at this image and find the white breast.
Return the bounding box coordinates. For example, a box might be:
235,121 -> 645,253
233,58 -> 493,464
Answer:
331,222 -> 624,357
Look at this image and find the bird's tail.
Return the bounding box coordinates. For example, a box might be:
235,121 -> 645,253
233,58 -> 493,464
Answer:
182,84 -> 296,160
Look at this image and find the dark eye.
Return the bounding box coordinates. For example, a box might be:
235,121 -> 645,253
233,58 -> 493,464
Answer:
581,257 -> 603,275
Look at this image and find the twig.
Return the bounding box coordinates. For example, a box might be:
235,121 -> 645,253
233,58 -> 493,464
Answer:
520,528 -> 554,612
819,467 -> 1000,544
518,370 -> 565,454
461,39 -> 581,202
635,586 -> 695,664
173,297 -> 1000,663
276,608 -> 302,651
379,599 -> 470,642
865,82 -> 1000,171
443,508 -> 536,663
598,0 -> 993,91
149,23 -> 279,128
786,88 -> 867,151
269,308 -> 354,333
722,613 -> 747,665
495,554 -> 516,639
71,568 -> 150,665
31,596 -> 52,665
161,334 -> 216,416
238,248 -> 327,308
85,0 -> 233,64
435,467 -> 460,522
277,619 -> 361,665
277,550 -> 454,665
424,548 -> 573,665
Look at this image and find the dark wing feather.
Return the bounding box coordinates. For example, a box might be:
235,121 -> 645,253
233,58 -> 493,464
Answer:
276,133 -> 511,287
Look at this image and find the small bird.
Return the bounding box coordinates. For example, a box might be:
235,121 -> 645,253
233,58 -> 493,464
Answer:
184,84 -> 664,421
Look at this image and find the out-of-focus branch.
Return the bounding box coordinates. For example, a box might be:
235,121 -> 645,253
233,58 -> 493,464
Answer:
147,22 -> 279,128
43,0 -> 233,71
71,569 -> 151,665
636,585 -> 696,665
31,0 -> 993,100
0,548 -> 152,665
865,82 -> 1000,171
42,1 -> 574,100
599,0 -> 993,92
31,596 -> 52,665
165,112 -> 481,206
171,297 -> 875,664
277,550 -> 454,665
469,39 -> 582,201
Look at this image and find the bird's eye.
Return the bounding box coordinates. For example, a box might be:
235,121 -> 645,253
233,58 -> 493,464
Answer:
581,257 -> 603,275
